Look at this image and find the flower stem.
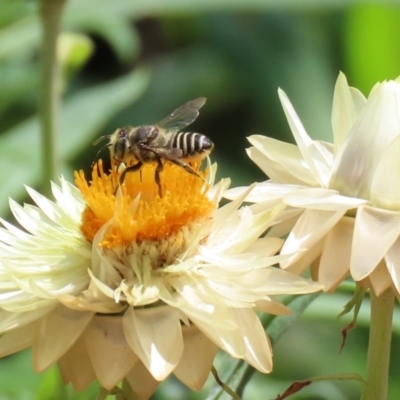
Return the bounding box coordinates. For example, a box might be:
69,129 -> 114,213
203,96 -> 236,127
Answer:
38,0 -> 66,191
361,288 -> 394,400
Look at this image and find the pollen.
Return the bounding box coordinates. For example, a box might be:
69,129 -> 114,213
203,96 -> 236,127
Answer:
75,160 -> 214,249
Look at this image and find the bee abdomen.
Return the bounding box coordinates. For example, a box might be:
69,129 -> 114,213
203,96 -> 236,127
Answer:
172,132 -> 214,157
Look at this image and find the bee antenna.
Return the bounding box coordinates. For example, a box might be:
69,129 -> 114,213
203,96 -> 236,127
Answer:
92,135 -> 111,166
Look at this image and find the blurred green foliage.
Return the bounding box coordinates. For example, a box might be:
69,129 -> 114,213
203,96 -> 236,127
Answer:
1,0 -> 400,399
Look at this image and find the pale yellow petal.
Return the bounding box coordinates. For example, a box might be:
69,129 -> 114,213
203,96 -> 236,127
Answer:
0,321 -> 36,357
351,206 -> 400,281
122,306 -> 183,381
331,71 -> 366,154
280,208 -> 345,268
173,325 -> 217,390
385,236 -> 400,293
248,135 -> 317,185
125,362 -> 160,400
368,261 -> 393,296
234,308 -> 272,373
371,135 -> 400,211
58,335 -> 96,391
319,216 -> 353,292
256,298 -> 291,315
32,305 -> 94,372
278,88 -> 332,187
84,315 -> 139,390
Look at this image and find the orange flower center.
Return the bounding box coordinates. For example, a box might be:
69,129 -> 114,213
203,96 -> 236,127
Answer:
75,160 -> 214,249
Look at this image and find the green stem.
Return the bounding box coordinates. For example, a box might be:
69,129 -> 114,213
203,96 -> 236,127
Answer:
361,288 -> 394,400
38,0 -> 67,191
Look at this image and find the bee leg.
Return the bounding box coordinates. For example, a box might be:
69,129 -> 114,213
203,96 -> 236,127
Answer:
168,158 -> 201,178
155,158 -> 164,197
114,162 -> 143,195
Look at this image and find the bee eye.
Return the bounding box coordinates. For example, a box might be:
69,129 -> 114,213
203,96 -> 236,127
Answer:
118,129 -> 127,138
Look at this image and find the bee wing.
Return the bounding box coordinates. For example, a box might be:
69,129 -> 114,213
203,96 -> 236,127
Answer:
146,146 -> 183,160
155,97 -> 206,133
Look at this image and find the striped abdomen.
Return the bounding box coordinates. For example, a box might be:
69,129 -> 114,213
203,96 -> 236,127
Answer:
170,132 -> 214,159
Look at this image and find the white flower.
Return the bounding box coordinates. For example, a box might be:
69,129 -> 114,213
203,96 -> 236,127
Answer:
0,160 -> 321,398
226,72 -> 400,295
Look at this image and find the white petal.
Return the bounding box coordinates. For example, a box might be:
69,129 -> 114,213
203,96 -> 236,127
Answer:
247,135 -> 317,185
368,261 -> 392,296
351,206 -> 400,281
280,208 -> 345,267
32,306 -> 94,372
122,306 -> 183,381
330,80 -> 400,199
331,72 -> 366,153
371,135 -> 400,210
283,188 -> 366,211
173,325 -> 217,390
233,308 -> 272,373
278,88 -> 332,187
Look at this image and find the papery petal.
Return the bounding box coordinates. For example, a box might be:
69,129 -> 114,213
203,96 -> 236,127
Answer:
58,335 -> 96,391
280,208 -> 345,268
233,308 -> 272,373
371,135 -> 400,211
331,72 -> 366,153
278,89 -> 332,187
32,306 -> 94,372
351,206 -> 400,281
122,306 -> 183,381
84,315 -> 138,390
319,216 -> 353,292
173,325 -> 217,390
385,236 -> 400,293
256,298 -> 291,315
283,188 -> 366,211
247,135 -> 317,185
126,362 -> 160,400
368,261 -> 393,296
224,182 -> 307,203
0,321 -> 36,357
331,80 -> 400,199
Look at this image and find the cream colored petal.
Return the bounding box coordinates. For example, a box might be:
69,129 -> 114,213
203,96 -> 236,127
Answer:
371,135 -> 400,211
385,236 -> 400,293
248,135 -> 317,185
125,361 -> 160,400
0,304 -> 56,332
283,238 -> 324,276
331,72 -> 366,154
283,188 -> 366,211
173,325 -> 217,390
351,206 -> 400,281
278,89 -> 332,187
233,308 -> 272,373
84,315 -> 139,390
368,261 -> 393,296
224,182 -> 307,203
189,314 -> 245,359
32,305 -> 94,372
58,335 -> 96,391
58,293 -> 125,313
0,321 -> 36,357
256,298 -> 291,315
330,80 -> 400,199
280,208 -> 345,268
245,236 -> 283,257
319,216 -> 354,292
122,306 -> 183,381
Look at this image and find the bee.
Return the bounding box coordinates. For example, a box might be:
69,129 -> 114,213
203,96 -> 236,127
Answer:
94,97 -> 213,196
